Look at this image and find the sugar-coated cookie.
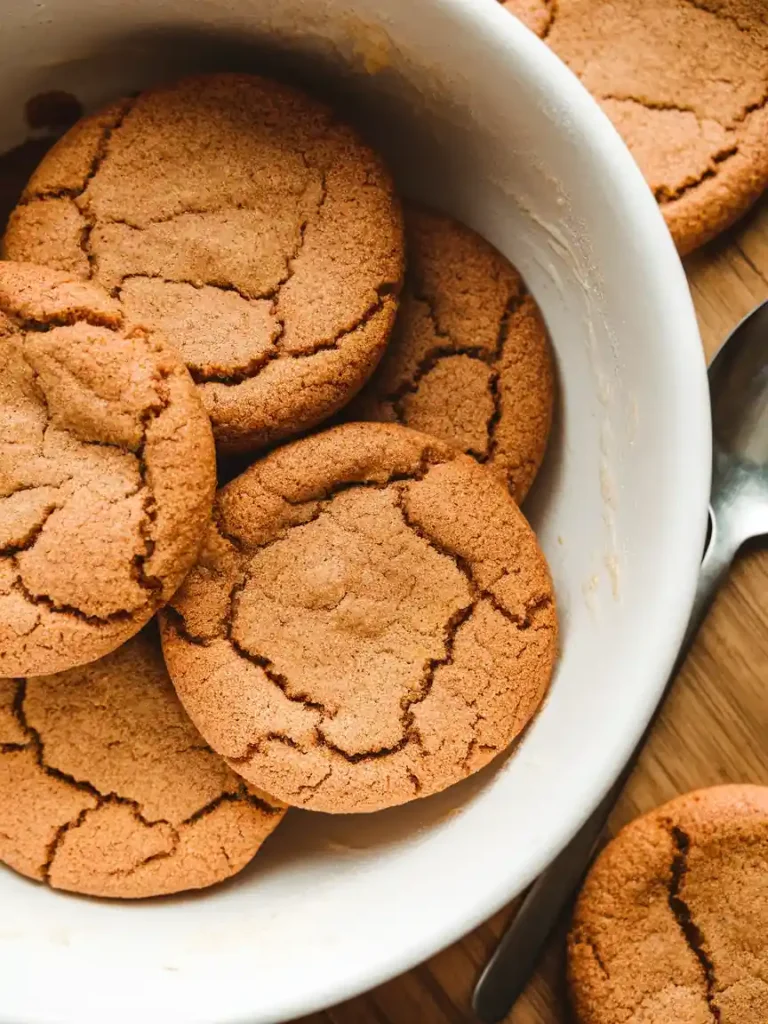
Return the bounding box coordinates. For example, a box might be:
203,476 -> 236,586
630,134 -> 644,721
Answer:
161,422 -> 557,814
569,784 -> 768,1023
501,0 -> 768,254
0,261 -> 216,676
0,627 -> 285,898
3,73 -> 405,451
349,205 -> 554,502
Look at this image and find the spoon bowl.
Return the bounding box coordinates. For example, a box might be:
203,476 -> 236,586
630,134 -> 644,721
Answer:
710,299 -> 768,544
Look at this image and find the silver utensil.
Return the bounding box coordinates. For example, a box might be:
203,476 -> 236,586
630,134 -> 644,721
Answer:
473,299 -> 768,1024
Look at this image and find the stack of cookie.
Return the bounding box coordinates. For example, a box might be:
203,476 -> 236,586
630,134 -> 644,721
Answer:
0,73 -> 558,899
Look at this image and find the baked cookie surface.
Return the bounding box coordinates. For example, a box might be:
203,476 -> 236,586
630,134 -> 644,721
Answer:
3,73 -> 405,450
501,0 -> 768,254
160,422 -> 557,814
569,784 -> 768,1024
0,627 -> 285,898
0,262 -> 216,677
348,206 -> 554,502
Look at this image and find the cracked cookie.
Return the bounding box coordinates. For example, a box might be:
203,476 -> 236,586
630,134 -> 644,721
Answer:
2,72 -> 405,451
160,421 -> 558,814
500,0 -> 768,254
568,784 -> 768,1024
347,205 -> 554,503
0,261 -> 216,677
0,626 -> 285,898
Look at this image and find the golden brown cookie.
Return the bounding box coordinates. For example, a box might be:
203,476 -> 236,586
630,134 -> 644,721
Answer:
2,72 -> 405,451
348,206 -> 554,502
0,626 -> 285,898
160,422 -> 558,814
0,261 -> 216,677
568,784 -> 768,1024
500,0 -> 768,254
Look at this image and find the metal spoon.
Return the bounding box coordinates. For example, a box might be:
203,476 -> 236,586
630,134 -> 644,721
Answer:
473,299 -> 768,1024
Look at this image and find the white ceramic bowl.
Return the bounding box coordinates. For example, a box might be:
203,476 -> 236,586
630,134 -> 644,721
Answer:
0,1 -> 711,1022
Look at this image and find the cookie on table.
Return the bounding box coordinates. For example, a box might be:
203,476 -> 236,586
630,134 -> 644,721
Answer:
568,784 -> 768,1023
348,205 -> 554,502
160,422 -> 558,815
500,0 -> 768,254
0,261 -> 216,677
0,627 -> 285,898
3,72 -> 405,452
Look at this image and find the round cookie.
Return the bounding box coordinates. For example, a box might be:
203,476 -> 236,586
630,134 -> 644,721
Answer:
348,206 -> 554,502
160,422 -> 558,814
568,785 -> 768,1024
2,72 -> 405,451
0,627 -> 285,898
500,0 -> 768,254
0,261 -> 216,677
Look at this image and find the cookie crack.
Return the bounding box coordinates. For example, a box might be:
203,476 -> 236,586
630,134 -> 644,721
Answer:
296,766 -> 334,795
311,594 -> 476,765
42,807 -> 94,883
218,475 -> 484,769
4,681 -> 176,880
18,98 -> 136,214
11,570 -> 139,626
271,168 -> 328,335
598,93 -> 748,203
388,291 -> 522,463
228,731 -> 306,768
601,88 -> 768,132
541,0 -> 557,38
226,577 -> 329,716
394,482 -> 549,631
498,0 -> 557,38
602,93 -> 702,118
461,703 -> 487,773
114,276 -> 396,390
667,824 -> 721,1022
76,99 -> 137,277
11,332 -> 168,607
5,680 -> 260,881
249,452 -> 446,513
658,146 -> 740,204
104,171 -> 327,321
132,370 -> 172,598
16,308 -> 123,332
0,503 -> 60,557
572,925 -> 611,980
183,785 -> 281,822
199,282 -> 397,386
680,0 -> 763,35
8,366 -> 170,616
482,293 -> 519,466
116,270 -> 255,307
389,344 -> 491,420
161,605 -> 211,646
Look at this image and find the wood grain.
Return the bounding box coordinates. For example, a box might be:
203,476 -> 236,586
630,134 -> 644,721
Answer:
296,193 -> 768,1024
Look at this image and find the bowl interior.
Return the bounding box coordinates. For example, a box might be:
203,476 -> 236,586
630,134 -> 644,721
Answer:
0,1 -> 710,1022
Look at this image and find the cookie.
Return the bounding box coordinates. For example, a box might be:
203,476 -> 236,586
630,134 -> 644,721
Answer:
2,72 -> 405,451
160,422 -> 557,814
0,261 -> 216,677
568,784 -> 768,1024
501,0 -> 768,254
0,627 -> 285,898
348,205 -> 554,502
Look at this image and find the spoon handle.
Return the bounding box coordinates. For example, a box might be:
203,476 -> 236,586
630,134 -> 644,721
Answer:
472,508 -> 737,1024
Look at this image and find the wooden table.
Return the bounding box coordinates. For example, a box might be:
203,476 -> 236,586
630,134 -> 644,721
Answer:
298,193 -> 768,1024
